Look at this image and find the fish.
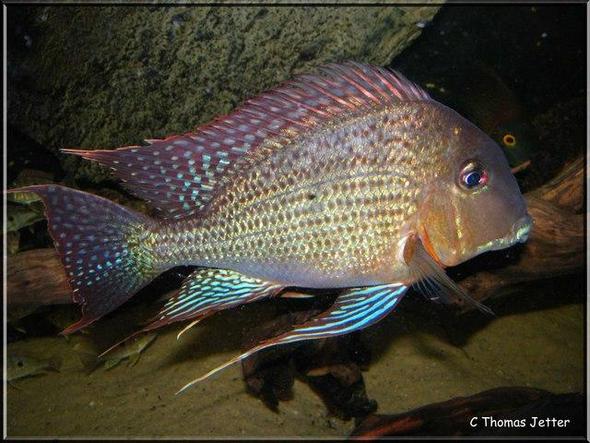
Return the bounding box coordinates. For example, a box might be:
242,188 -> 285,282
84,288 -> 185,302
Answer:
421,63 -> 535,172
100,333 -> 158,369
7,354 -> 61,382
8,62 -> 532,394
69,335 -> 101,373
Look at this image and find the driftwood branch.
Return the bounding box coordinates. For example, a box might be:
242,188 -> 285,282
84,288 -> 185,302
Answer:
351,387 -> 584,437
7,248 -> 71,307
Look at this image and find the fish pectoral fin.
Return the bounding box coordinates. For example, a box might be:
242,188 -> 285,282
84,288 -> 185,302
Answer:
408,238 -> 494,315
176,283 -> 408,395
142,268 -> 284,337
128,353 -> 141,367
103,359 -> 120,370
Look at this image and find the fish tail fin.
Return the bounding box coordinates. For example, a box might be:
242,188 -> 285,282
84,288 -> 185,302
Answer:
7,185 -> 163,334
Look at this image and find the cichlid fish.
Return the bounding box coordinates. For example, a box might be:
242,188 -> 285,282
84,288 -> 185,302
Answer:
100,333 -> 157,370
7,354 -> 61,382
9,62 -> 532,394
423,63 -> 535,173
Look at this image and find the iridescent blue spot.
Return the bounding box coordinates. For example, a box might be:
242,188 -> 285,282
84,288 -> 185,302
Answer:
177,173 -> 184,179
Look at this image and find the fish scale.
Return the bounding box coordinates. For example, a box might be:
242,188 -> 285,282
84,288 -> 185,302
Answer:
152,104 -> 432,288
9,62 -> 531,390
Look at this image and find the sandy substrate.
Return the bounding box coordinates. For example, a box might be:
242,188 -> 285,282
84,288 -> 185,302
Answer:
6,287 -> 584,438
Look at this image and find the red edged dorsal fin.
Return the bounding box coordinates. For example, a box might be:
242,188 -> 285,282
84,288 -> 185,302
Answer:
63,62 -> 430,220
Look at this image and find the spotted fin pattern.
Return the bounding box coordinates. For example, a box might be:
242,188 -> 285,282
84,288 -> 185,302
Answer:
7,185 -> 160,334
141,268 -> 284,333
176,283 -> 407,394
97,268 -> 283,357
63,62 -> 430,220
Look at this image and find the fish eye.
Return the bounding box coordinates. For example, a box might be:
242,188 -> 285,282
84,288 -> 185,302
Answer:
459,161 -> 488,190
502,133 -> 517,147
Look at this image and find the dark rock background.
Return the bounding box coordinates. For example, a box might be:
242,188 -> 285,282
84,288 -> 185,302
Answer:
7,5 -> 440,184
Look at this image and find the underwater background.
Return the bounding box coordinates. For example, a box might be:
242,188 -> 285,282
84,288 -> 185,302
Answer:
5,4 -> 586,438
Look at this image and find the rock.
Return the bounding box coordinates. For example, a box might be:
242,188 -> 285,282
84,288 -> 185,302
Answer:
8,5 -> 441,184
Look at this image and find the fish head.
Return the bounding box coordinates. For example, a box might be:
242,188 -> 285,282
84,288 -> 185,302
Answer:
490,119 -> 535,171
417,106 -> 532,267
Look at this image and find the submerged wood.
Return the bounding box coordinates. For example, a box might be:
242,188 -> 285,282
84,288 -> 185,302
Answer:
351,387 -> 585,437
7,248 -> 71,307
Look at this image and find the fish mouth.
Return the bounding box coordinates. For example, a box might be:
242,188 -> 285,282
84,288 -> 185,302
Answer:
474,214 -> 533,256
487,214 -> 533,252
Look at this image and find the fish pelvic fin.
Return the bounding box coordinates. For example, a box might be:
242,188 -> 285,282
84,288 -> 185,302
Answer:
176,283 -> 407,395
7,185 -> 164,334
406,236 -> 494,315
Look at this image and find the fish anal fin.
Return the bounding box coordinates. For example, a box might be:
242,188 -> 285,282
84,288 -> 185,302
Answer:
146,268 -> 283,332
105,269 -> 283,355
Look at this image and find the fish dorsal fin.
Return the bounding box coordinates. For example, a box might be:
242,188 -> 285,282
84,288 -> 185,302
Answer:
64,62 -> 430,220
